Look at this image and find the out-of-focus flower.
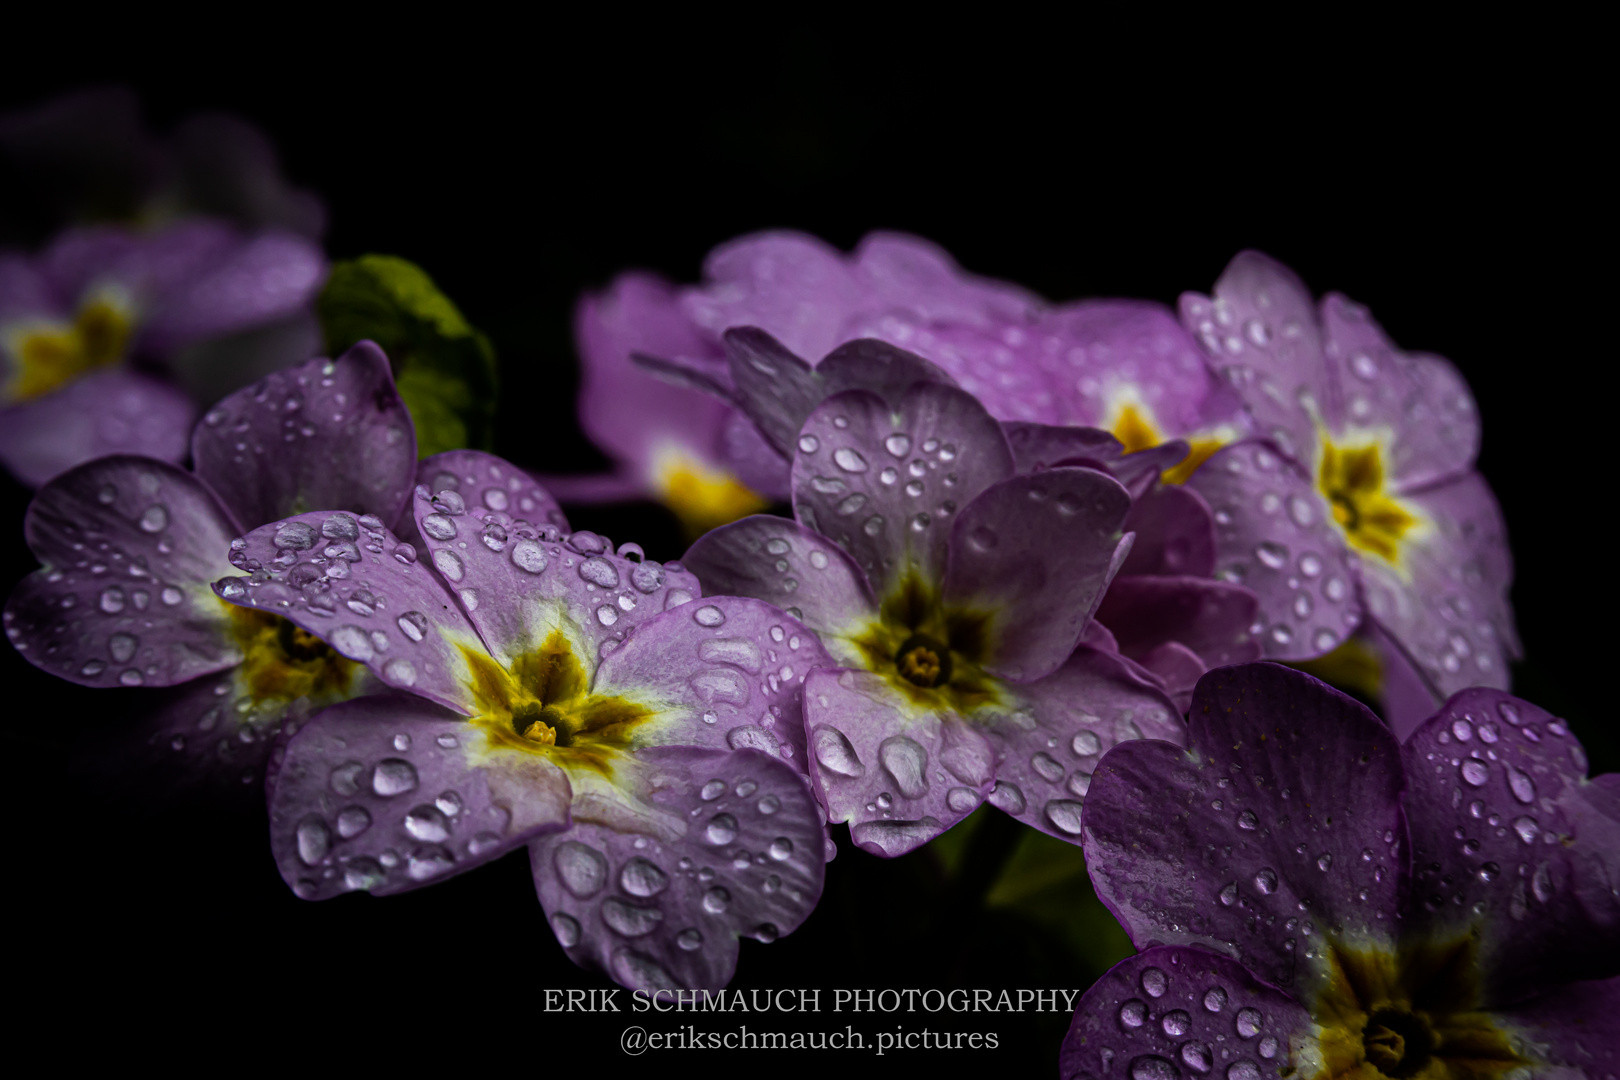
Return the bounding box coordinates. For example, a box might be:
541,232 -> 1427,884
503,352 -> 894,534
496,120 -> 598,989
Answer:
686,368 -> 1183,856
1178,253 -> 1516,725
1063,663 -> 1617,1080
210,454 -> 831,992
0,220 -> 326,485
0,86 -> 324,239
569,231 -> 1246,536
3,344 -> 414,789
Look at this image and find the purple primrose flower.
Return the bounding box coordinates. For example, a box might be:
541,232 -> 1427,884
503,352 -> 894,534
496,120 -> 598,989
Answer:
1178,254 -> 1517,731
685,367 -> 1187,856
210,453 -> 833,992
0,219 -> 326,486
3,343 -> 415,787
1062,662 -> 1618,1080
569,230 -> 1246,535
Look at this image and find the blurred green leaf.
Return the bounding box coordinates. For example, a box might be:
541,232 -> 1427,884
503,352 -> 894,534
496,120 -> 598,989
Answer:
984,825 -> 1135,978
318,254 -> 497,458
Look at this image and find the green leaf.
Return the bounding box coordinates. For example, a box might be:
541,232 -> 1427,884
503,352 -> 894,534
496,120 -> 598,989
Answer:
984,826 -> 1136,978
317,255 -> 497,458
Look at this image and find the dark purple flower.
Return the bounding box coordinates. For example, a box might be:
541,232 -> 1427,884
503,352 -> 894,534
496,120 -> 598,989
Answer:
1063,663 -> 1618,1080
210,455 -> 832,992
4,343 -> 416,787
686,375 -> 1184,856
1178,254 -> 1517,725
567,230 -> 1245,535
0,219 -> 326,485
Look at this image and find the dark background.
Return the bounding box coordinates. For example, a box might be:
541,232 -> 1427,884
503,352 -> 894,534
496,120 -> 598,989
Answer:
3,36 -> 1606,1074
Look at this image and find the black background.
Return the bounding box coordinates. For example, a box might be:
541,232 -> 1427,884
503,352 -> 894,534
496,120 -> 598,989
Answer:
2,33 -> 1607,1075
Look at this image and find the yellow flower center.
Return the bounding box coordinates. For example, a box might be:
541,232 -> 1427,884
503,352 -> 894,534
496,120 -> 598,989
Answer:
1318,441 -> 1417,565
461,631 -> 653,776
1307,939 -> 1524,1080
1108,402 -> 1225,486
652,449 -> 769,539
848,571 -> 1003,713
5,294 -> 133,402
226,603 -> 358,705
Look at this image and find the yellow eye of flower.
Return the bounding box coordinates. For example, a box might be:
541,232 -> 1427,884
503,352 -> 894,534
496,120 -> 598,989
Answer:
652,449 -> 769,539
5,295 -> 134,403
1318,441 -> 1417,564
1108,402 -> 1225,486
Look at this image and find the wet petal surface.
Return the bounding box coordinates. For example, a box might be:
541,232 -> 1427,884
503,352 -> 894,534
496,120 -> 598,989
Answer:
531,745 -> 825,992
192,342 -> 417,530
792,383 -> 1012,598
1059,945 -> 1312,1080
1187,440 -> 1361,661
802,667 -> 997,855
0,370 -> 194,488
1403,689 -> 1620,1003
943,466 -> 1133,682
7,455 -> 241,687
268,692 -> 572,900
1083,664 -> 1405,1001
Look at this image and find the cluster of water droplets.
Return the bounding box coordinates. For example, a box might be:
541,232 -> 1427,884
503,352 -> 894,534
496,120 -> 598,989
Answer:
542,768 -> 816,992
674,602 -> 825,762
1195,442 -> 1357,659
1182,289 -> 1314,466
1416,700 -> 1579,921
1077,955 -> 1292,1080
284,726 -> 513,898
797,419 -> 963,575
6,465 -> 215,688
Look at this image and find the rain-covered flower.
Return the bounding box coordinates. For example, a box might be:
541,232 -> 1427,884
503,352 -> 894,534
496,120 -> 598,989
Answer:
3,343 -> 415,788
210,454 -> 832,992
0,219 -> 326,486
684,327 -> 1261,715
568,230 -> 1245,535
1177,253 -> 1517,727
1063,662 -> 1617,1080
685,371 -> 1184,857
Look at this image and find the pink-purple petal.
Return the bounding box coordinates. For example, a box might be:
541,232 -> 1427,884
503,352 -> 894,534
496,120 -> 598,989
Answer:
721,327 -> 822,458
1059,945 -> 1313,1080
682,515 -> 875,642
1094,576 -> 1263,671
1492,978 -> 1620,1073
1083,664 -> 1405,999
1402,689 -> 1620,1004
192,342 -> 417,530
137,229 -> 326,353
1320,292 -> 1479,489
1036,299 -> 1251,436
410,475 -> 699,665
530,746 -> 825,992
212,511 -> 481,712
1180,251 -> 1328,465
416,449 -> 567,533
802,667 -> 996,855
792,383 -> 1012,598
0,369 -> 194,487
591,595 -> 833,763
1359,472 -> 1516,699
1119,483 -> 1218,578
942,467 -> 1132,682
576,271 -> 733,486
985,647 -> 1184,842
685,232 -> 866,360
268,692 -> 572,900
6,455 -> 241,687
1186,440 -> 1361,661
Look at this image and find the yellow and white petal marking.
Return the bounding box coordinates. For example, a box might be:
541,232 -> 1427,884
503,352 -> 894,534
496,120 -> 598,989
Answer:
1316,434 -> 1425,571
1303,938 -> 1525,1080
2,287 -> 136,404
1101,392 -> 1233,486
648,444 -> 769,539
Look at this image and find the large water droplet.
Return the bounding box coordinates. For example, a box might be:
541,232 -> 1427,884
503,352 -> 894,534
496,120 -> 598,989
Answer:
1045,799 -> 1085,835
1129,1055 -> 1181,1080
1234,1007 -> 1263,1038
296,815 -> 332,865
879,736 -> 929,799
813,727 -> 865,777
602,897 -> 663,937
1119,999 -> 1147,1028
1461,760 -> 1489,786
1507,766 -> 1536,804
620,857 -> 669,897
1254,868 -> 1278,894
705,813 -> 739,845
553,840 -> 608,897
371,758 -> 419,797
833,448 -> 869,473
